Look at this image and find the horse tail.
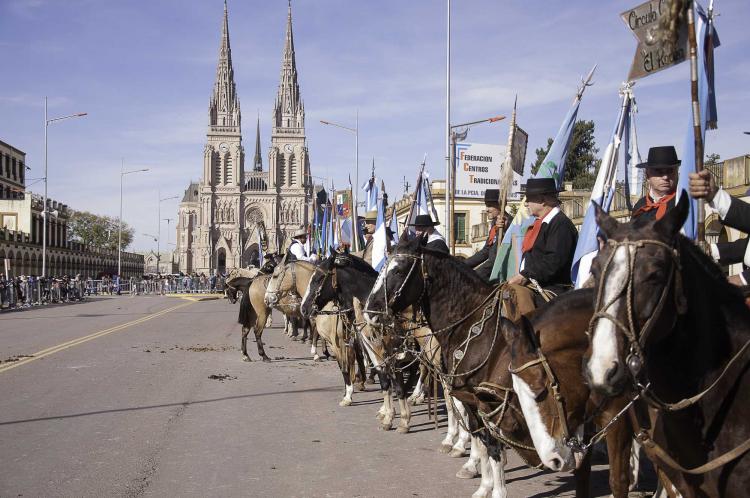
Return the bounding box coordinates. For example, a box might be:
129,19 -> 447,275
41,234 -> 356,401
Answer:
238,290 -> 253,328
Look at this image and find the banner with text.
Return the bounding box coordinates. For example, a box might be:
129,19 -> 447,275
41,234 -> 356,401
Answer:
455,143 -> 521,200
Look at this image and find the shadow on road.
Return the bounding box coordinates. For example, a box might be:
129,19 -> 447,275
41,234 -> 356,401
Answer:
0,385 -> 341,427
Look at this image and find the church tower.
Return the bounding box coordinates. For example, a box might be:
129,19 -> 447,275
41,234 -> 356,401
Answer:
196,0 -> 245,273
268,1 -> 311,245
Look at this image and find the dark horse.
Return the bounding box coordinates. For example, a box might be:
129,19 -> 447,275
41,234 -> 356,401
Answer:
501,291 -> 636,497
584,194 -> 750,497
364,235 -> 557,498
300,253 -> 420,433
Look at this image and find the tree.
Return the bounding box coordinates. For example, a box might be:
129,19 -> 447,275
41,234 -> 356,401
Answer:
705,152 -> 721,165
67,210 -> 134,251
530,120 -> 601,189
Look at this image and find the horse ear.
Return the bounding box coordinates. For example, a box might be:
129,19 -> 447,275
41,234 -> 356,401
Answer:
654,190 -> 690,238
594,201 -> 618,239
399,229 -> 410,244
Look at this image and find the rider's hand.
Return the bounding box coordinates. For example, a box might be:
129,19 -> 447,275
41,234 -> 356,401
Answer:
496,216 -> 506,230
689,170 -> 718,202
507,274 -> 527,286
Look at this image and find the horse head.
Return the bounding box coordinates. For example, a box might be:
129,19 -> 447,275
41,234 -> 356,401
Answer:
364,234 -> 426,326
584,193 -> 689,396
300,255 -> 337,318
503,314 -> 589,472
224,284 -> 239,304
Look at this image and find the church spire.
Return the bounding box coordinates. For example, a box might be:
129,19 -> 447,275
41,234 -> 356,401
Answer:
209,0 -> 241,131
273,0 -> 304,132
253,114 -> 262,171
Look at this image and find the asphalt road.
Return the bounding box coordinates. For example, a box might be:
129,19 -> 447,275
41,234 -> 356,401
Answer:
0,295 -> 651,497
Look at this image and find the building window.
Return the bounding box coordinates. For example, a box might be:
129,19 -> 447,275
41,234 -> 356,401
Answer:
454,212 -> 467,245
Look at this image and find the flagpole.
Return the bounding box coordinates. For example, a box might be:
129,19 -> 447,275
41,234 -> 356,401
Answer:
687,0 -> 705,243
498,97 -> 517,243
444,0 -> 451,244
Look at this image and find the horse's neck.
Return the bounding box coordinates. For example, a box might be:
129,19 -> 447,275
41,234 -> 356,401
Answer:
293,263 -> 314,295
341,268 -> 376,302
423,253 -> 492,332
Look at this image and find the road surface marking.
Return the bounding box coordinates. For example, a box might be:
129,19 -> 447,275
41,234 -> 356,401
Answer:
0,301 -> 194,374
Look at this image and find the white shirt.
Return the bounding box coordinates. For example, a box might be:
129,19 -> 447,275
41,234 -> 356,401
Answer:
289,240 -> 317,263
519,207 -> 561,271
427,229 -> 446,245
708,188 -> 750,281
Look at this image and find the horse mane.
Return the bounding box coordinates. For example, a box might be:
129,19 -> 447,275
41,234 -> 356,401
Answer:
422,245 -> 492,289
677,234 -> 747,305
340,254 -> 379,277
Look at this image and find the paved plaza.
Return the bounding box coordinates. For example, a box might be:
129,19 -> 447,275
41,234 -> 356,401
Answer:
0,296 -> 653,497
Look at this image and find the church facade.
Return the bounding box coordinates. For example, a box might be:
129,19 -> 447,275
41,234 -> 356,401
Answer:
176,2 -> 312,275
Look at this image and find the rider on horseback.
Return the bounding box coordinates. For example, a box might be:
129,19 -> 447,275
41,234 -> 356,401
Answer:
464,188 -> 512,283
505,177 -> 578,312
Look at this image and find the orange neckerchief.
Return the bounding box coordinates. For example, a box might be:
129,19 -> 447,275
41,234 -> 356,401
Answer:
633,192 -> 676,220
521,218 -> 544,254
487,225 -> 498,247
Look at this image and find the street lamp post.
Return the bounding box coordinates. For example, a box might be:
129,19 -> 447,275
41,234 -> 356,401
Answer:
119,161 -> 149,277
448,115 -> 505,254
42,97 -> 87,277
320,112 -> 360,252
157,191 -> 179,273
163,218 -> 174,273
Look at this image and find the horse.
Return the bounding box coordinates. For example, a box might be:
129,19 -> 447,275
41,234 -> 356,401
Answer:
266,259 -> 368,405
502,289 -> 636,497
364,235 -> 549,498
299,253 -> 426,433
584,194 -> 750,497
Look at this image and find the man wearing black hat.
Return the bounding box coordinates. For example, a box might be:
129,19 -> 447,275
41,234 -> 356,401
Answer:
355,210 -> 377,266
631,146 -> 680,225
464,189 -> 511,282
506,178 -> 578,299
410,214 -> 449,254
690,168 -> 750,286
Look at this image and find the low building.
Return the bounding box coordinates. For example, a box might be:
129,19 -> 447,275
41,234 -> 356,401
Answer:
143,250 -> 178,275
0,138 -> 143,278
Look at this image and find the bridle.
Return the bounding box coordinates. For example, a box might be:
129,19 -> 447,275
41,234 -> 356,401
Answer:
266,262 -> 300,306
307,265 -> 351,316
588,237 -> 686,400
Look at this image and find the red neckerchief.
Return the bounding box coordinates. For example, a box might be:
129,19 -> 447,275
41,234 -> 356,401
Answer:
633,192 -> 676,220
487,225 -> 498,247
521,218 -> 544,254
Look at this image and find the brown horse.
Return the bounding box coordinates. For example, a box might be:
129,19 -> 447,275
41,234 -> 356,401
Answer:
364,236 -> 551,498
585,195 -> 750,497
502,292 -> 634,497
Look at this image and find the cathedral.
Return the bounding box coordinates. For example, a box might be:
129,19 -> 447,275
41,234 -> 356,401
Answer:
176,1 -> 313,275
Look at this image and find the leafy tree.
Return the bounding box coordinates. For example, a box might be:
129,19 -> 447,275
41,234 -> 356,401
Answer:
705,152 -> 721,165
67,210 -> 134,251
530,120 -> 601,189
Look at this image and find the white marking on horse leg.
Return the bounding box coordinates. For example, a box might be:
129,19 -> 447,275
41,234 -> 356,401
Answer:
630,438 -> 641,491
409,374 -> 424,404
489,449 -> 508,498
466,435 -> 481,472
397,397 -> 411,433
454,399 -> 470,453
472,439 -> 492,498
589,245 -> 629,388
339,384 -> 353,407
512,374 -> 569,471
441,395 -> 458,450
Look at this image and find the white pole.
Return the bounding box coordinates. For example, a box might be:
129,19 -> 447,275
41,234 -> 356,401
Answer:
354,110 -> 360,251
42,97 -> 48,278
444,0 -> 451,236
118,159 -> 123,277
157,188 -> 161,273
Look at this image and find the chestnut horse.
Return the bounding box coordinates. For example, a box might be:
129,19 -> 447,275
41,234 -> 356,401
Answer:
585,195 -> 750,497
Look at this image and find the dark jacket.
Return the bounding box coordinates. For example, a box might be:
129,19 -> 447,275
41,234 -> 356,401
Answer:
464,220 -> 500,282
631,194 -> 676,227
715,196 -> 750,281
519,210 -> 578,290
426,237 -> 450,254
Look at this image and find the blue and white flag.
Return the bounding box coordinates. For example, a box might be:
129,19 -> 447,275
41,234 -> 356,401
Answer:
622,98 -> 643,208
363,177 -> 379,213
257,226 -> 265,266
571,90 -> 632,288
490,68 -> 593,282
677,3 -> 719,240
321,204 -> 330,256
388,208 -> 399,245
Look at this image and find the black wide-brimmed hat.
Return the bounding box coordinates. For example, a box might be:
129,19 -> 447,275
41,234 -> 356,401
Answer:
484,188 -> 500,206
409,214 -> 439,227
525,178 -> 560,196
636,146 -> 681,169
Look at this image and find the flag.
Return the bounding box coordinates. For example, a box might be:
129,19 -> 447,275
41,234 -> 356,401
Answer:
388,208 -> 399,245
622,96 -> 643,208
490,67 -> 595,282
312,203 -> 320,254
363,176 -> 379,213
676,3 -> 719,240
257,225 -> 265,266
321,203 -> 330,255
372,180 -> 388,271
571,89 -> 632,288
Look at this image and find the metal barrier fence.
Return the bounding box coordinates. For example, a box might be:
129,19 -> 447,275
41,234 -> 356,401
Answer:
0,276 -> 228,311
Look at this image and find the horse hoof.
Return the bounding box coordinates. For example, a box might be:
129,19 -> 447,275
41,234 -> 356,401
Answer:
355,382 -> 366,392
290,336 -> 298,342
396,425 -> 410,434
449,447 -> 466,458
471,489 -> 491,498
262,357 -> 272,363
339,398 -> 352,407
242,356 -> 252,362
456,467 -> 479,479
380,423 -> 393,431
313,355 -> 321,362
439,444 -> 454,454
376,411 -> 385,420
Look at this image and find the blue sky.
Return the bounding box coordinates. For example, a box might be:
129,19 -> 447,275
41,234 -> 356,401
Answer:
1,0 -> 748,252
